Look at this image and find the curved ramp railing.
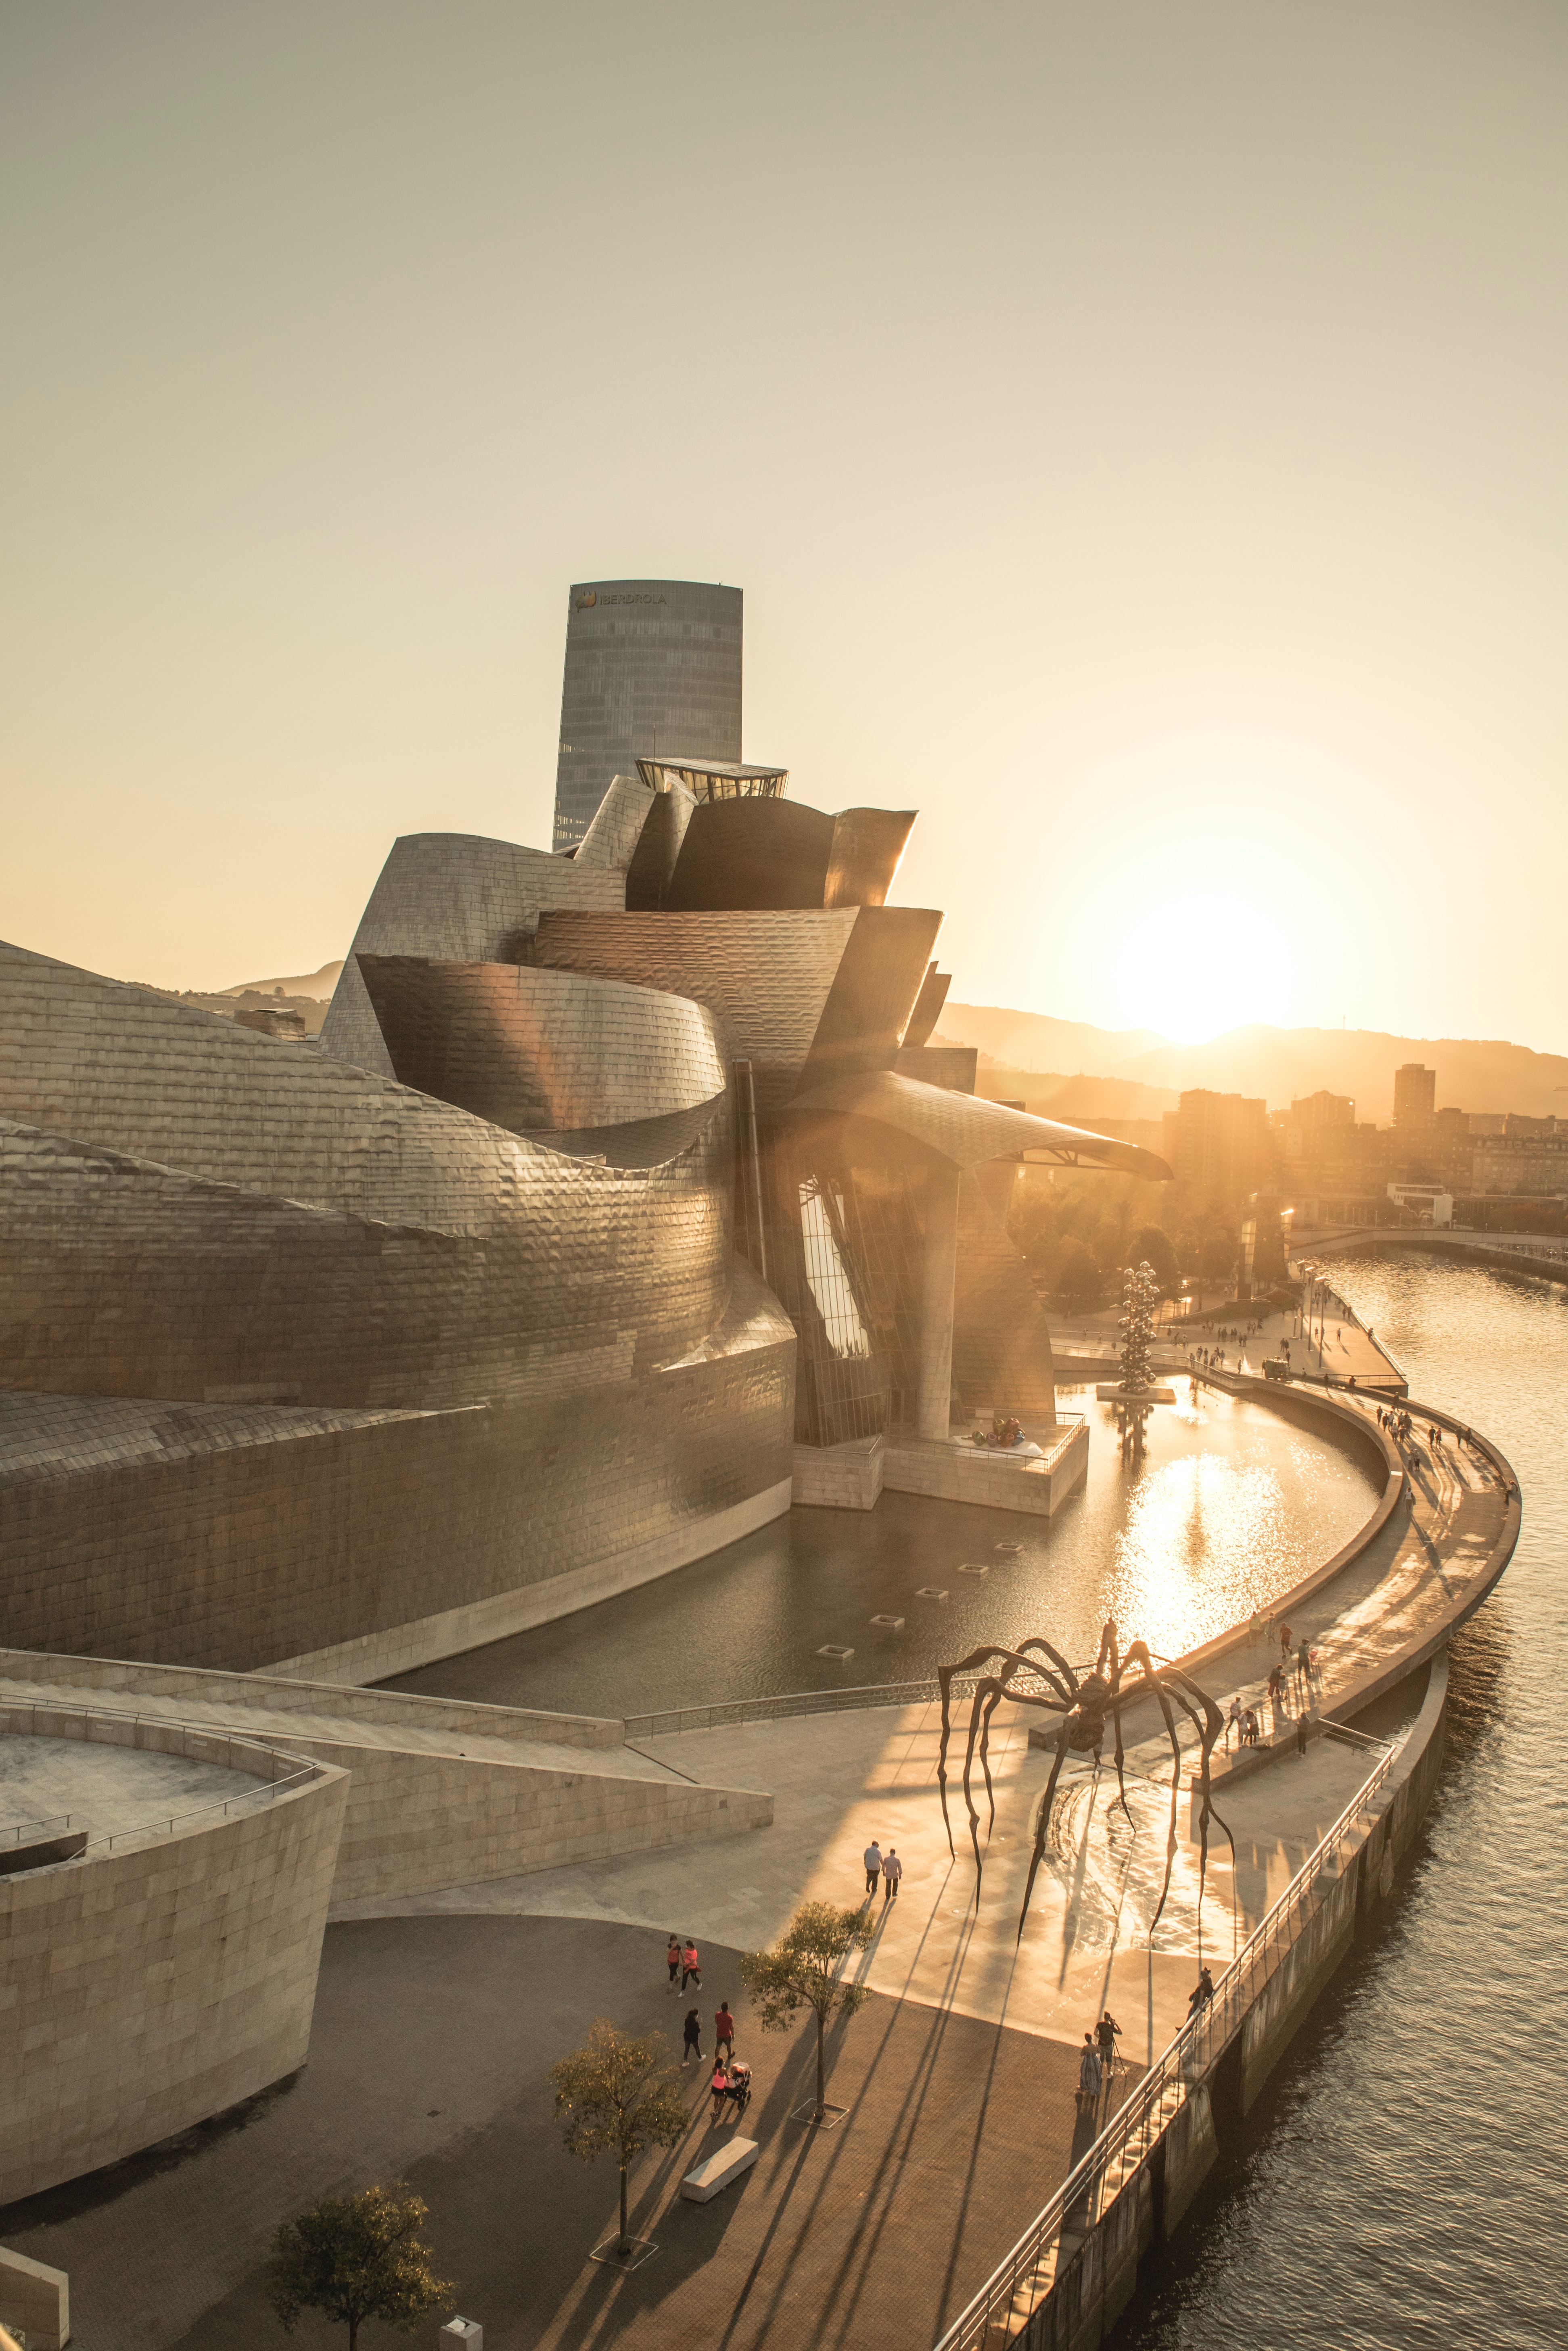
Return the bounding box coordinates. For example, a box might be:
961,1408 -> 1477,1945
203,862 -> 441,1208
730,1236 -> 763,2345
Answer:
931,1727 -> 1408,2351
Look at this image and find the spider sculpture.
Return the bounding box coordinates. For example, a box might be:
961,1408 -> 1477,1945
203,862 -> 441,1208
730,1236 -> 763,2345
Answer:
936,1624 -> 1233,1940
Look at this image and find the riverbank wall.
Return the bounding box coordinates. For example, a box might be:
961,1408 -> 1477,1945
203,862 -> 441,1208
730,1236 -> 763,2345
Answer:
1003,1368 -> 1521,2351
1294,1226 -> 1568,1288
1028,1652 -> 1450,2351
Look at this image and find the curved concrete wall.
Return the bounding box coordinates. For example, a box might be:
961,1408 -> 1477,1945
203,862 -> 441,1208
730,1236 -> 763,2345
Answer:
0,1707 -> 346,2205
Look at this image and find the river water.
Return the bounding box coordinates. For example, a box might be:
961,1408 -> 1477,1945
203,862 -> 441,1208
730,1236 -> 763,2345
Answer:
1116,1249 -> 1568,2351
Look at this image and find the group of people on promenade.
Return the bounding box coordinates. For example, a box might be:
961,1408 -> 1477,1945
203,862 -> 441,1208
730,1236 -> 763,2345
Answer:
1225,1695 -> 1265,1749
1076,2010 -> 1123,2106
667,1944 -> 754,2123
1378,1405 -> 1463,1458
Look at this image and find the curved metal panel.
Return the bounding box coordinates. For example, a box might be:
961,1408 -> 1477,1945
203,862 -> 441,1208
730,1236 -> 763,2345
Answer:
354,957 -> 727,1134
0,944 -> 740,1409
797,908 -> 945,1091
663,798 -> 836,911
825,808 -> 917,909
901,962 -> 951,1049
624,778 -> 698,911
788,1067 -> 1175,1178
529,909 -> 860,1110
575,775 -> 658,874
318,833 -> 626,1075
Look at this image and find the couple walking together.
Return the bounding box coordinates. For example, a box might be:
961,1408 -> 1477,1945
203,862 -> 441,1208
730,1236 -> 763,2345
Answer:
862,1839 -> 903,1903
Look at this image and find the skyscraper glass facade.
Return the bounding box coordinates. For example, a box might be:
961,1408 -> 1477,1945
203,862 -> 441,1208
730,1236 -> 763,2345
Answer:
552,580 -> 743,850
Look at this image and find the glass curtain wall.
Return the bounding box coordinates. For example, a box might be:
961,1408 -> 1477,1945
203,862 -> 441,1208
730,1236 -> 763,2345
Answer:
763,1119 -> 928,1446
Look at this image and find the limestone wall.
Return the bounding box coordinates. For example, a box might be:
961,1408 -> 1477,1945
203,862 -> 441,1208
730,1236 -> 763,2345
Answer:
0,1718 -> 346,2206
0,1648 -> 622,1750
314,1743 -> 772,1905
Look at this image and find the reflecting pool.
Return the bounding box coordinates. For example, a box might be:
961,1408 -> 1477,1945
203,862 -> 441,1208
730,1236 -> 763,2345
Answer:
388,1383 -> 1379,1719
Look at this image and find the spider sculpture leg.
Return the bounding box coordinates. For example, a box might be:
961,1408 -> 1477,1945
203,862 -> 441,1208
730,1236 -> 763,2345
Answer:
966,1640 -> 1081,1878
939,1645 -> 1077,1860
1104,1635 -> 1140,1825
940,1655 -> 1048,1853
1119,1642 -> 1190,1933
1018,1710 -> 1077,1939
1162,1667 -> 1236,1904
958,1675 -> 1012,1877
938,1651 -> 1009,1858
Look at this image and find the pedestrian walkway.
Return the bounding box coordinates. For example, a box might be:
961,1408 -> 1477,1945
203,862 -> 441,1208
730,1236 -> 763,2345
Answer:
6,1386 -> 1515,2351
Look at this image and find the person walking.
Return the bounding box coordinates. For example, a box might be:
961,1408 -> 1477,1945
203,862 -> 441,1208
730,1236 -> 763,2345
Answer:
1096,2010 -> 1122,2079
862,1838 -> 882,1897
1078,2033 -> 1102,2108
682,1940 -> 702,1993
709,2057 -> 732,2124
881,1847 -> 903,1903
714,2003 -> 735,2061
1279,1621 -> 1293,1667
682,2008 -> 702,2064
1226,1697 -> 1242,1753
666,1935 -> 682,1993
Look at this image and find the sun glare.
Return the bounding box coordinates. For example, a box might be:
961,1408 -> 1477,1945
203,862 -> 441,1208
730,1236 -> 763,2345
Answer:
1156,894 -> 1298,1042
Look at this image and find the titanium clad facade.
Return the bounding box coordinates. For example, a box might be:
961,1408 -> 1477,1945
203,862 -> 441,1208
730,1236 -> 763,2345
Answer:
552,580 -> 743,850
0,754 -> 1168,1685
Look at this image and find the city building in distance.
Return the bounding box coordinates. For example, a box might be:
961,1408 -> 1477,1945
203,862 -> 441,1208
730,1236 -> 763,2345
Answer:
1393,1061 -> 1437,1126
552,579 -> 742,850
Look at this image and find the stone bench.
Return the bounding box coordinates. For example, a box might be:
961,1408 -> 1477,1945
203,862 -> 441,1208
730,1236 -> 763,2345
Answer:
0,2246 -> 69,2351
680,2137 -> 759,2203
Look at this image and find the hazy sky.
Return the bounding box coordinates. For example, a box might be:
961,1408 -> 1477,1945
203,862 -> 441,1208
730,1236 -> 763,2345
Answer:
4,2 -> 1564,1048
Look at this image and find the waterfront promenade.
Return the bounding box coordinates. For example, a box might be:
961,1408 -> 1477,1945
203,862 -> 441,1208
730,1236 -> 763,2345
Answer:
2,1384 -> 1515,2349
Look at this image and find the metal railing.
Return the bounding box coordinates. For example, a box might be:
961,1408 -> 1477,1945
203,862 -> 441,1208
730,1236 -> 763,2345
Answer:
931,1727 -> 1409,2351
0,1695 -> 326,1864
88,1765 -> 320,1853
2,1813 -> 72,1845
623,1675 -> 988,1742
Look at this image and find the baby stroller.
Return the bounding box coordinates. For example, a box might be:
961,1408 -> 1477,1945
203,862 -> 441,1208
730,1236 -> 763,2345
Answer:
725,2063 -> 753,2120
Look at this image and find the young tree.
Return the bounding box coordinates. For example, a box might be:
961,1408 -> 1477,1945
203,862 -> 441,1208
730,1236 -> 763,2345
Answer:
739,1900 -> 876,2124
550,2020 -> 688,2257
268,2182 -> 452,2350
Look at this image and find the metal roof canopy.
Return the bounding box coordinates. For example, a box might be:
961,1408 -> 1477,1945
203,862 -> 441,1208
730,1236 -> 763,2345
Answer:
788,1068 -> 1174,1181
637,757 -> 789,800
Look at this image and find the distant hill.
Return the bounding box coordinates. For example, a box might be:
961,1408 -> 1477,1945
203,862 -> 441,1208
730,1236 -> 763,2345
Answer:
940,1004 -> 1568,1122
935,1006 -> 1168,1073
1116,1026 -> 1568,1122
931,1046 -> 1178,1123
220,960 -> 343,1001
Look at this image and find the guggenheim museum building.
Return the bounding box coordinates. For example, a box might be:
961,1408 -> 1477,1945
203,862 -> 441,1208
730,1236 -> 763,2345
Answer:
0,588 -> 1167,1690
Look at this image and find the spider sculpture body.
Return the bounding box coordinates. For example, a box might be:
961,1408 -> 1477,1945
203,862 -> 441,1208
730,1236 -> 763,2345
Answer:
937,1625 -> 1233,1940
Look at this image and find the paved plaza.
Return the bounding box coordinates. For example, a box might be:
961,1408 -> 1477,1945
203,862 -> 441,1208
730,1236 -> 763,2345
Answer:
0,1394 -> 1509,2349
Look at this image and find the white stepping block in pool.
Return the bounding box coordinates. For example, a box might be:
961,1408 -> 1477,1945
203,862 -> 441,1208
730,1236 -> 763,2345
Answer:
681,2137 -> 759,2202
